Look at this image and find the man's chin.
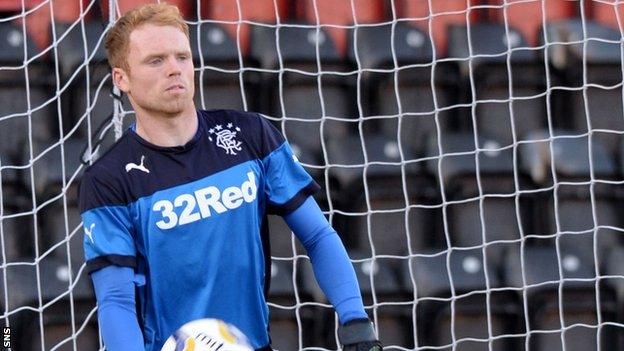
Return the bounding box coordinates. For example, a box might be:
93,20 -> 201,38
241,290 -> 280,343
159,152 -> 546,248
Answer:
156,100 -> 193,116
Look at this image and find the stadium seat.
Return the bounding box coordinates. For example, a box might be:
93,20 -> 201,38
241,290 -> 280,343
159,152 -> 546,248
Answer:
189,22 -> 254,111
11,0 -> 99,51
0,0 -> 34,11
296,0 -> 385,56
268,215 -> 299,259
9,0 -> 48,49
325,133 -> 441,256
504,245 -> 619,350
350,253 -> 412,348
542,20 -> 623,159
300,253 -> 412,348
201,0 -> 288,55
0,166 -> 33,263
396,0 -> 480,57
54,19 -> 137,158
592,0 -> 624,31
0,255 -> 96,350
519,130 -> 622,266
426,133 -> 533,268
249,24 -> 354,168
0,21 -> 53,164
54,21 -> 115,140
490,0 -> 576,46
403,248 -> 520,350
100,0 -> 192,18
447,23 -> 548,145
22,138 -> 86,271
266,259 -> 316,351
347,22 -> 459,157
296,258 -> 343,349
51,0 -> 91,23
605,246 -> 624,345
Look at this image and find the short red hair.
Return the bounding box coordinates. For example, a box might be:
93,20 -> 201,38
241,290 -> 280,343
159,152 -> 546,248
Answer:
105,3 -> 189,71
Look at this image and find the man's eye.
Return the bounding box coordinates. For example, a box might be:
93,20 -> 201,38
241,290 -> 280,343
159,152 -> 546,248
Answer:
150,58 -> 163,65
178,55 -> 189,61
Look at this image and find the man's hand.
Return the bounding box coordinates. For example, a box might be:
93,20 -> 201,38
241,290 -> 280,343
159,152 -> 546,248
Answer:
338,318 -> 383,351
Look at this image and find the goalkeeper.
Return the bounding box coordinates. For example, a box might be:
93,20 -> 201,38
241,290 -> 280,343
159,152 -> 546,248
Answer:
78,3 -> 382,351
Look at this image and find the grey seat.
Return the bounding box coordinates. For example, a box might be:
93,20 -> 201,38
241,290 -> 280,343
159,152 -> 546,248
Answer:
542,20 -> 624,159
403,248 -> 519,350
347,22 -> 459,157
519,130 -> 622,267
250,24 -> 356,169
426,132 -> 534,268
504,245 -> 619,351
448,23 -> 547,146
0,21 -> 53,165
1,256 -> 96,351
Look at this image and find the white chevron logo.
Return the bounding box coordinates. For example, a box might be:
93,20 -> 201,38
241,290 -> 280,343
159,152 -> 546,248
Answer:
125,155 -> 150,174
84,223 -> 95,244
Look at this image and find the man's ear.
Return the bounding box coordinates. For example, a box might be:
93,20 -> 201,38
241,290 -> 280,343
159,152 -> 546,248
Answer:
112,67 -> 130,93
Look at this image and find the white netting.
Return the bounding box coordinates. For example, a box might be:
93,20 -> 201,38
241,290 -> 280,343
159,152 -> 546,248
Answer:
1,0 -> 624,350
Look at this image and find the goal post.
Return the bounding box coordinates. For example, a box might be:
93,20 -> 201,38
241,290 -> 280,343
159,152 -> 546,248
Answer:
1,0 -> 624,350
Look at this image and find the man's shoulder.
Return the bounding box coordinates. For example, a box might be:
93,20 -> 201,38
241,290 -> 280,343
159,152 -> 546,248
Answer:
198,109 -> 284,157
198,108 -> 265,129
79,134 -> 141,212
82,133 -> 136,185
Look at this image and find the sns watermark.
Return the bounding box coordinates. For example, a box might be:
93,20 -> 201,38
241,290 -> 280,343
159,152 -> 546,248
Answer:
2,327 -> 9,349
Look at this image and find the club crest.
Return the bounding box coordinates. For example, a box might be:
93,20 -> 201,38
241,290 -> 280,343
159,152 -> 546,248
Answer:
208,123 -> 242,155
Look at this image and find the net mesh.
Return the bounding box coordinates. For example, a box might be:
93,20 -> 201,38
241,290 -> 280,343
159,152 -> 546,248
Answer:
1,0 -> 624,350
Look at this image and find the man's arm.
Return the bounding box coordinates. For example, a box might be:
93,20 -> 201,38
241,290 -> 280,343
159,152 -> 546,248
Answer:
91,266 -> 144,351
283,196 -> 383,350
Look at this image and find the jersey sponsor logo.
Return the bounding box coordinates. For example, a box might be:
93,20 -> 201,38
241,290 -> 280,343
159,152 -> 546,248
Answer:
84,223 -> 95,244
125,155 -> 150,174
208,123 -> 242,155
152,171 -> 257,230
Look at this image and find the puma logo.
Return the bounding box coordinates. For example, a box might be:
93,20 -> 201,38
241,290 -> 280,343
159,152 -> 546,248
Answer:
125,155 -> 150,174
84,223 -> 95,244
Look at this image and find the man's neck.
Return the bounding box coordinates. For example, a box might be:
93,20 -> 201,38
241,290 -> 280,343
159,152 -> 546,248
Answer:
134,105 -> 198,147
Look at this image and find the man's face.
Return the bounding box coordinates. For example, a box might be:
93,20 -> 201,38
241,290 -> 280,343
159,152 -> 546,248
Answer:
114,24 -> 195,116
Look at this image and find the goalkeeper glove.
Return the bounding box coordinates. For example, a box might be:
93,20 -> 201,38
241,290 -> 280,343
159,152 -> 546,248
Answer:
338,318 -> 383,351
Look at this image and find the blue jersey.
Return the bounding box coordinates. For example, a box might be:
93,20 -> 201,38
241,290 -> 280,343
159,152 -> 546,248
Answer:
79,110 -> 320,351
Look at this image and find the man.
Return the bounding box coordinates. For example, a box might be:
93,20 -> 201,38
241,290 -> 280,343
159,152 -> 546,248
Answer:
79,3 -> 383,351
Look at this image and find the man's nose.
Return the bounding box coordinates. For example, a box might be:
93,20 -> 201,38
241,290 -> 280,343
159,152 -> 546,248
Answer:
166,57 -> 182,76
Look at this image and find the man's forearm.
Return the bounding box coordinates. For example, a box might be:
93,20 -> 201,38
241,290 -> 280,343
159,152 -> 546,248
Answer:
283,196 -> 368,324
91,266 -> 144,351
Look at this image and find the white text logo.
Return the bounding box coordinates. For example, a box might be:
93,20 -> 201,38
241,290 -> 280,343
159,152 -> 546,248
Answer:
125,155 -> 150,174
152,172 -> 257,230
84,223 -> 95,244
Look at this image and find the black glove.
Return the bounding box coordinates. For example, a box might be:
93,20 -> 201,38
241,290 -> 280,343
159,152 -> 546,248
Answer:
338,318 -> 383,351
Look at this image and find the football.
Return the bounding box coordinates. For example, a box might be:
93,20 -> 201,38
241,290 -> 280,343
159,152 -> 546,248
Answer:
160,318 -> 254,351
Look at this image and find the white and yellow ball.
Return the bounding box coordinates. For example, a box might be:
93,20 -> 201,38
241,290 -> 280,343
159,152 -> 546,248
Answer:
161,318 -> 253,351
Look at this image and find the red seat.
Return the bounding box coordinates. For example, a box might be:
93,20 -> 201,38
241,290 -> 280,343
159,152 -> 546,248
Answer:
201,0 -> 288,54
18,0 -> 98,51
491,0 -> 575,46
298,0 -> 385,56
0,0 -> 26,11
100,0 -> 193,19
397,0 -> 480,57
53,0 -> 91,22
592,0 -> 624,32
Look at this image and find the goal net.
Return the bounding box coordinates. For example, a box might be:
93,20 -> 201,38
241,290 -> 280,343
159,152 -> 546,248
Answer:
1,0 -> 624,350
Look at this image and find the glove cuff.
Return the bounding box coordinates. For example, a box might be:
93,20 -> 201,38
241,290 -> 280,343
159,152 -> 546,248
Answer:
338,318 -> 377,345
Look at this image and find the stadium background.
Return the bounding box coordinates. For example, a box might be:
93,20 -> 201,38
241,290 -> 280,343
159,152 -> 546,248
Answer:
1,0 -> 624,350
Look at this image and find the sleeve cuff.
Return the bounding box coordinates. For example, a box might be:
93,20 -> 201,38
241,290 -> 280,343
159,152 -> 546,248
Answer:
267,180 -> 321,216
87,255 -> 137,274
